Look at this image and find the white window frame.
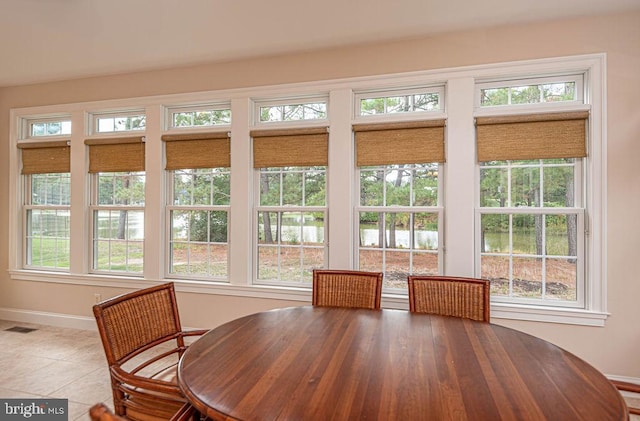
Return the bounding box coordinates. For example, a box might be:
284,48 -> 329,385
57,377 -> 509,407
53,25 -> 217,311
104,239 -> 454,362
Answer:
7,54 -> 606,326
165,168 -> 231,282
475,74 -> 584,109
165,103 -> 232,130
354,85 -> 445,118
24,116 -> 72,139
253,95 -> 329,125
91,109 -> 147,134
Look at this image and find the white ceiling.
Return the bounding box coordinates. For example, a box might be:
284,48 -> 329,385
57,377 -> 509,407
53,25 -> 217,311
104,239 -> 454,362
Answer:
1,0 -> 638,88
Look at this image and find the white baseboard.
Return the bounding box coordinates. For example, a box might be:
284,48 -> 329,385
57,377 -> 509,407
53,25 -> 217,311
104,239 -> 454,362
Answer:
0,307 -> 96,331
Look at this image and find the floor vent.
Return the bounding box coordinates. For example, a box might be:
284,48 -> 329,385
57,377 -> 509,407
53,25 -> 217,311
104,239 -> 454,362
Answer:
5,326 -> 37,333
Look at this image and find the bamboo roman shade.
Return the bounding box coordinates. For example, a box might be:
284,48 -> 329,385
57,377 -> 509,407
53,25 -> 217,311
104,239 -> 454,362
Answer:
475,111 -> 589,162
85,136 -> 145,173
354,120 -> 446,167
251,127 -> 328,168
162,131 -> 231,170
18,140 -> 70,174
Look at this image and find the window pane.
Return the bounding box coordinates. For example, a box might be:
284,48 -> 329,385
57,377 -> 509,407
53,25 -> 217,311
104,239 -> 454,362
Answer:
543,164 -> 574,206
386,166 -> 411,206
360,169 -> 384,206
412,165 -> 438,207
282,172 -> 303,206
29,120 -> 71,137
479,167 -> 508,207
259,101 -> 327,123
31,173 -> 70,206
26,209 -> 70,269
98,172 -> 145,206
358,88 -> 442,116
96,114 -> 145,133
304,170 -> 326,206
93,209 -> 144,273
172,108 -> 231,127
260,171 -> 281,206
256,166 -> 327,284
414,213 -> 438,250
481,214 -> 510,253
511,167 -> 540,207
385,250 -> 410,287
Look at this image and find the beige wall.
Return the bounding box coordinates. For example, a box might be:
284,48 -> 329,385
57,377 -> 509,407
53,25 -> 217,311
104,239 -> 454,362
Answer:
1,11 -> 639,377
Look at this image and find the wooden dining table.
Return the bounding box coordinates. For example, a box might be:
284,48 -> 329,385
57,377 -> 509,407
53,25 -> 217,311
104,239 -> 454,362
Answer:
177,306 -> 628,421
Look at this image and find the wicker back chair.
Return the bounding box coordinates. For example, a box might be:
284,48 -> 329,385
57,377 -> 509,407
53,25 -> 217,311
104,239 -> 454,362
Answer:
312,269 -> 383,309
407,276 -> 490,322
93,283 -> 207,421
611,380 -> 640,415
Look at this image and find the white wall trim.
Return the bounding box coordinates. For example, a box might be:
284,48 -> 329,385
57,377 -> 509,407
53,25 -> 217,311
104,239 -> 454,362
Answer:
0,307 -> 96,331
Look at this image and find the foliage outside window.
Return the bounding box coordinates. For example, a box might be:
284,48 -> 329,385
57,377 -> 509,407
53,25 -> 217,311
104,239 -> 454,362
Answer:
169,168 -> 230,279
257,99 -> 327,123
92,172 -> 145,274
356,87 -> 442,117
94,112 -> 146,133
358,164 -> 440,289
479,76 -> 580,107
28,119 -> 71,137
479,159 -> 582,305
169,105 -> 231,128
257,166 -> 326,283
25,173 -> 71,270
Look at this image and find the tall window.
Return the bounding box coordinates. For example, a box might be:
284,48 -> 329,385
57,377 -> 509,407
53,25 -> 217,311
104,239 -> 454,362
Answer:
86,136 -> 146,274
476,108 -> 588,307
164,131 -> 231,280
252,127 -> 328,284
19,139 -> 71,270
354,120 -> 445,289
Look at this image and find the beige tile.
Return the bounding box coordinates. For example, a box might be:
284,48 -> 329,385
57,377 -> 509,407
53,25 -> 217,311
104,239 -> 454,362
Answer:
50,367 -> 112,406
4,359 -> 99,396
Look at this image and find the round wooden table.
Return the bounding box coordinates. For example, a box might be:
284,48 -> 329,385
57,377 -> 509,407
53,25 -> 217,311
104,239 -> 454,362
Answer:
178,306 -> 628,421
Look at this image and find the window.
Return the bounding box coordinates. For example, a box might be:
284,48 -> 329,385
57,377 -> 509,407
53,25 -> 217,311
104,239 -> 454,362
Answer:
256,97 -> 327,123
163,131 -> 231,280
475,89 -> 589,308
86,136 -> 146,274
18,133 -> 71,271
168,104 -> 231,128
93,111 -> 146,133
252,126 -> 328,284
26,118 -> 71,137
477,75 -> 582,107
9,55 -> 605,325
355,119 -> 445,289
356,86 -> 443,117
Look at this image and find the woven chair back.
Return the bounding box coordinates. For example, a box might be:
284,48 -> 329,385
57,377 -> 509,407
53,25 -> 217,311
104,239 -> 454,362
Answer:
312,269 -> 383,309
93,283 -> 182,363
408,276 -> 490,322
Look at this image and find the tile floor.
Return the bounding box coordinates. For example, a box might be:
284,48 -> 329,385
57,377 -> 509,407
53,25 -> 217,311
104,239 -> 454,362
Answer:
0,319 -> 638,421
0,320 -> 112,421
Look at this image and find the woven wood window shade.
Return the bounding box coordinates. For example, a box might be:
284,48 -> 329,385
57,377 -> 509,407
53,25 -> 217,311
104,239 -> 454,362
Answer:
18,140 -> 70,174
162,131 -> 231,170
476,111 -> 589,162
353,120 -> 446,167
85,136 -> 145,173
251,127 -> 328,168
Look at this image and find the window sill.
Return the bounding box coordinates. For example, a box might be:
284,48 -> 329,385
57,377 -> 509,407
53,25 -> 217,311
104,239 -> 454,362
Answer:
9,270 -> 608,327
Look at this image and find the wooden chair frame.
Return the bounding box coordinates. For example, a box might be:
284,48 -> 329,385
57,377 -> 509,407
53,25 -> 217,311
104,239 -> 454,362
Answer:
407,275 -> 491,322
93,282 -> 207,421
312,269 -> 383,309
611,380 -> 640,415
